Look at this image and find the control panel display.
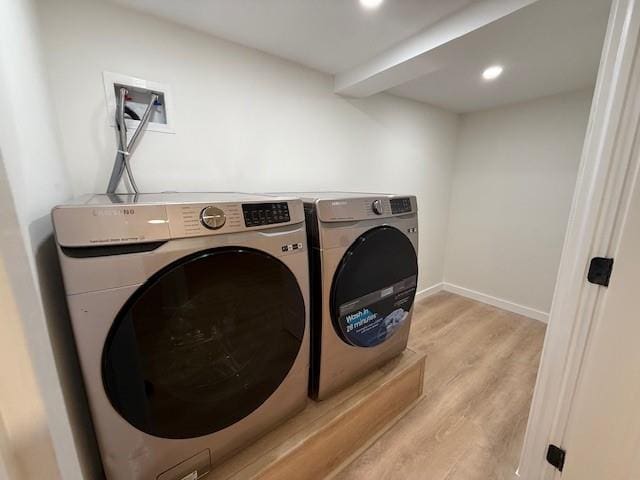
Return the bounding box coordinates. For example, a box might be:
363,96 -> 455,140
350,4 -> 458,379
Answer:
390,197 -> 412,214
243,202 -> 290,227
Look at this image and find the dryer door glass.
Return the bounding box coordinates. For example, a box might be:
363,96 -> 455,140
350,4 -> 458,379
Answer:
330,226 -> 418,348
102,247 -> 305,439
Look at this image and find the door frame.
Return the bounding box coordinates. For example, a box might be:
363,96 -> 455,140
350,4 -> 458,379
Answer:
517,0 -> 640,477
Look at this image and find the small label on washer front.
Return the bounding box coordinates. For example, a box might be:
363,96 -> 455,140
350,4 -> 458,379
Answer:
281,242 -> 303,252
180,471 -> 198,480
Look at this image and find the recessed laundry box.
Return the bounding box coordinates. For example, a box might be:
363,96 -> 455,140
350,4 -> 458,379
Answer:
52,193 -> 310,480
280,192 -> 419,401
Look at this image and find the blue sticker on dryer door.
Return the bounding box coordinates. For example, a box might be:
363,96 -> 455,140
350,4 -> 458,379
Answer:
336,275 -> 417,347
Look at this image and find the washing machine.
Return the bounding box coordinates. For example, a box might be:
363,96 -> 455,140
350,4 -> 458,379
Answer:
52,192 -> 309,480
292,192 -> 419,400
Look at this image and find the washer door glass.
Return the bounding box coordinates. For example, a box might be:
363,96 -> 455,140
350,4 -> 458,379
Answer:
102,247 -> 305,439
330,226 -> 418,348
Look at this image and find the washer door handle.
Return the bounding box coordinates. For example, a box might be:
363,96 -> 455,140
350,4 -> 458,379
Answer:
258,226 -> 304,237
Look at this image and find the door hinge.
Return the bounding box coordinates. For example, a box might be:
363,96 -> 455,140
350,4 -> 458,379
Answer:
587,257 -> 614,287
546,444 -> 566,472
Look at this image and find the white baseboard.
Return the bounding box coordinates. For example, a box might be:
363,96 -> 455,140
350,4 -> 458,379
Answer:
415,282 -> 444,302
442,283 -> 549,323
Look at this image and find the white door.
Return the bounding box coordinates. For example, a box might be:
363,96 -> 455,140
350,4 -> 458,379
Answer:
560,168 -> 640,479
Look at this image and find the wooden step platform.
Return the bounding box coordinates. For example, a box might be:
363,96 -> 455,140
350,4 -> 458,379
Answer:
208,348 -> 426,480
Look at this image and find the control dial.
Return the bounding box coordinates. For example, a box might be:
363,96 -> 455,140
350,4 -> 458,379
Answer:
371,199 -> 384,215
200,206 -> 226,230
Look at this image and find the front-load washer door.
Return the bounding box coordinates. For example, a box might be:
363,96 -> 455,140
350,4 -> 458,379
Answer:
102,247 -> 305,439
330,226 -> 418,348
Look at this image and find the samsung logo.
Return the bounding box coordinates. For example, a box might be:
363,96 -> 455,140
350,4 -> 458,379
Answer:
331,201 -> 348,206
92,208 -> 135,216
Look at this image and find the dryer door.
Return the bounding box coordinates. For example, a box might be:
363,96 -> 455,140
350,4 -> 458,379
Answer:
102,247 -> 305,439
330,226 -> 418,348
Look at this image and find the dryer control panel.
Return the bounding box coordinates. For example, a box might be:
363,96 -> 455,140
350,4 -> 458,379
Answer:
312,195 -> 417,223
390,197 -> 412,214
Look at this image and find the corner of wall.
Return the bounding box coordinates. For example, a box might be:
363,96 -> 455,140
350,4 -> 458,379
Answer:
440,111 -> 464,286
0,0 -> 101,478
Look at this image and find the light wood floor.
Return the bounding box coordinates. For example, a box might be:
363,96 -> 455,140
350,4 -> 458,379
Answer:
334,291 -> 547,480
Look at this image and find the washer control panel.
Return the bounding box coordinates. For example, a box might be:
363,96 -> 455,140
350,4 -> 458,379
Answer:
200,206 -> 227,230
166,200 -> 301,239
242,202 -> 290,227
390,197 -> 412,214
52,194 -> 305,247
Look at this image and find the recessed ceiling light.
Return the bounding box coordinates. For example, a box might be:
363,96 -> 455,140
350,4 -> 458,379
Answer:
482,65 -> 504,80
360,0 -> 384,10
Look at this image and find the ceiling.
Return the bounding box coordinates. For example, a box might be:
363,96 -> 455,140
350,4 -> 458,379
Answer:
389,0 -> 611,112
113,0 -> 611,112
113,0 -> 479,74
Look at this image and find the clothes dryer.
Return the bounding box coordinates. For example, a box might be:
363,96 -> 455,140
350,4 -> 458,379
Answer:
287,193 -> 419,400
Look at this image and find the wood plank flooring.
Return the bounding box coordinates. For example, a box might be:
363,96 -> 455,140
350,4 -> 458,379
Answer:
333,291 -> 547,480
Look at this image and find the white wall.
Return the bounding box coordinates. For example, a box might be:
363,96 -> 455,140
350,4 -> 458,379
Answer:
0,158 -> 61,480
0,0 -> 101,478
36,0 -> 459,293
444,89 -> 593,316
